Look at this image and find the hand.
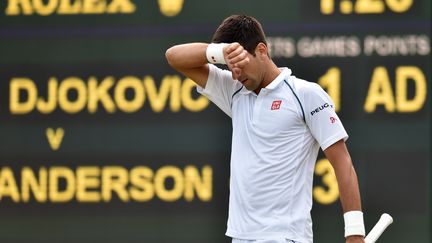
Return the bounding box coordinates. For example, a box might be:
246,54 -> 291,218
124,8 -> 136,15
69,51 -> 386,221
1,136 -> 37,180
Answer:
223,42 -> 250,80
346,235 -> 365,243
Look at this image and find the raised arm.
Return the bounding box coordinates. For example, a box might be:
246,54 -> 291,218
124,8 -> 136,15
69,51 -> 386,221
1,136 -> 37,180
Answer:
165,42 -> 250,88
323,139 -> 365,243
165,43 -> 210,88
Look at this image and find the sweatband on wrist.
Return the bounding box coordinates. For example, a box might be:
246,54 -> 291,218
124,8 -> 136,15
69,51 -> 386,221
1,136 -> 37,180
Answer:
344,211 -> 365,237
206,43 -> 228,64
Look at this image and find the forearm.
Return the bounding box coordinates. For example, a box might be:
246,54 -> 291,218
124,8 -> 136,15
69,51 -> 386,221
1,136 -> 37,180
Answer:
324,140 -> 362,212
165,43 -> 209,69
339,168 -> 365,243
165,42 -> 249,87
324,140 -> 365,242
335,163 -> 362,213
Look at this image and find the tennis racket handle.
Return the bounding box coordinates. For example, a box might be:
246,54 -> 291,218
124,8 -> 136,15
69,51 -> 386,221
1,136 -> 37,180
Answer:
365,213 -> 393,243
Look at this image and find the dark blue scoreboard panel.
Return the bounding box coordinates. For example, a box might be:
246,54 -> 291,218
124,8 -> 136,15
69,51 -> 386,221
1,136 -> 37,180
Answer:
0,1 -> 430,242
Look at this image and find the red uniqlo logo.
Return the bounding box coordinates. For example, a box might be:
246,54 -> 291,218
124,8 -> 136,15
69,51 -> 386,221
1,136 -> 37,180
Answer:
271,100 -> 282,110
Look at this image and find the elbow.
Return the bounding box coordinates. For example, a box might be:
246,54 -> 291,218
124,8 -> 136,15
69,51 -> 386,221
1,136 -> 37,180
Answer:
165,46 -> 177,68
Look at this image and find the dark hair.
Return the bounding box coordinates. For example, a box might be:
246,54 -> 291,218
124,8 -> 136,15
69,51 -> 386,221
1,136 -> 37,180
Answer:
212,15 -> 267,56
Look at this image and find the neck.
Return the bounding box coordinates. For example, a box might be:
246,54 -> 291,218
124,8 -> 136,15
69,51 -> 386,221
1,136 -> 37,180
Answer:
254,61 -> 281,94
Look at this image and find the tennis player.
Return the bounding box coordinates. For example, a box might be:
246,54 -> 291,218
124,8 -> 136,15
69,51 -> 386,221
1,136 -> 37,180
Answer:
166,15 -> 365,243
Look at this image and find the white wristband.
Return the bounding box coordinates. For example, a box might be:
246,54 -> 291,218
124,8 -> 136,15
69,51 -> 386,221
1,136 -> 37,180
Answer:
206,43 -> 228,64
344,211 -> 365,237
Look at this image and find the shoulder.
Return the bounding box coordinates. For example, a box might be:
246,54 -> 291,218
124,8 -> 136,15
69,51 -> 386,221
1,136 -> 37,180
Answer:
288,76 -> 324,99
209,64 -> 243,90
295,77 -> 321,92
203,64 -> 243,98
208,64 -> 233,81
287,77 -> 334,112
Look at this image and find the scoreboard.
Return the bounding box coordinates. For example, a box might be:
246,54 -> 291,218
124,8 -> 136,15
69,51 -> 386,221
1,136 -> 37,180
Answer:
0,0 -> 430,242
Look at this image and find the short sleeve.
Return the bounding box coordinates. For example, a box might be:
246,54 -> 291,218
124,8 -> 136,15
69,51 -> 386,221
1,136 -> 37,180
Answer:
303,83 -> 348,150
197,64 -> 242,117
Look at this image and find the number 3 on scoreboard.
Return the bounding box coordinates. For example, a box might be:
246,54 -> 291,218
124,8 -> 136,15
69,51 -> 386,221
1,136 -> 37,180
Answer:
313,159 -> 339,205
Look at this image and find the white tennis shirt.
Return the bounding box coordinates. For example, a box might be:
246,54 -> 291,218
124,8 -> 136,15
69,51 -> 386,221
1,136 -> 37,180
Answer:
197,64 -> 348,243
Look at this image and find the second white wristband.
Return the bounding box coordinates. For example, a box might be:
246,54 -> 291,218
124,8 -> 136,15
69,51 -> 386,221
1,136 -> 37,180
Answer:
344,211 -> 365,237
206,43 -> 228,64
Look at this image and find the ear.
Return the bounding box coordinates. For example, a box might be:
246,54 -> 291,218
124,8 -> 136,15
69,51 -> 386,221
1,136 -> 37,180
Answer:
255,42 -> 269,59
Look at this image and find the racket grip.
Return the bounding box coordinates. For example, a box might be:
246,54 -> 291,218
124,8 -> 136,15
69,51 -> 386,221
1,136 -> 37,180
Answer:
365,213 -> 393,243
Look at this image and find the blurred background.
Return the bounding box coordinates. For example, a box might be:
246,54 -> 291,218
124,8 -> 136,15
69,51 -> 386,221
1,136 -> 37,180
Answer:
0,0 -> 430,242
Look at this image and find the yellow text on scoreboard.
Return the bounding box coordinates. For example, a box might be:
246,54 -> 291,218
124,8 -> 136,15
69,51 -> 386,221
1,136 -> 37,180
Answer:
4,0 -> 185,17
0,165 -> 212,203
9,76 -> 209,114
5,0 -> 136,15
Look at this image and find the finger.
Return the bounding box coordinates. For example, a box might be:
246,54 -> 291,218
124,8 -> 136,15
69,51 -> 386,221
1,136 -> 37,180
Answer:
225,42 -> 240,55
231,70 -> 237,80
233,56 -> 250,69
227,46 -> 245,60
231,67 -> 238,80
229,50 -> 248,65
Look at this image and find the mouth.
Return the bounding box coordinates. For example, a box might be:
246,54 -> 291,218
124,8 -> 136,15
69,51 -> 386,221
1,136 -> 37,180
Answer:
240,78 -> 248,84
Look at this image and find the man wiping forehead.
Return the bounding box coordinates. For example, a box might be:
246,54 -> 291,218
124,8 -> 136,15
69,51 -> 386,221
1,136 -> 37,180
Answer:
166,15 -> 365,243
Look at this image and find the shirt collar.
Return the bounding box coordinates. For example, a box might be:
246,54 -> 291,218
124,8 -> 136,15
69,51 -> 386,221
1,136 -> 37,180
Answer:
265,67 -> 292,90
239,67 -> 292,95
